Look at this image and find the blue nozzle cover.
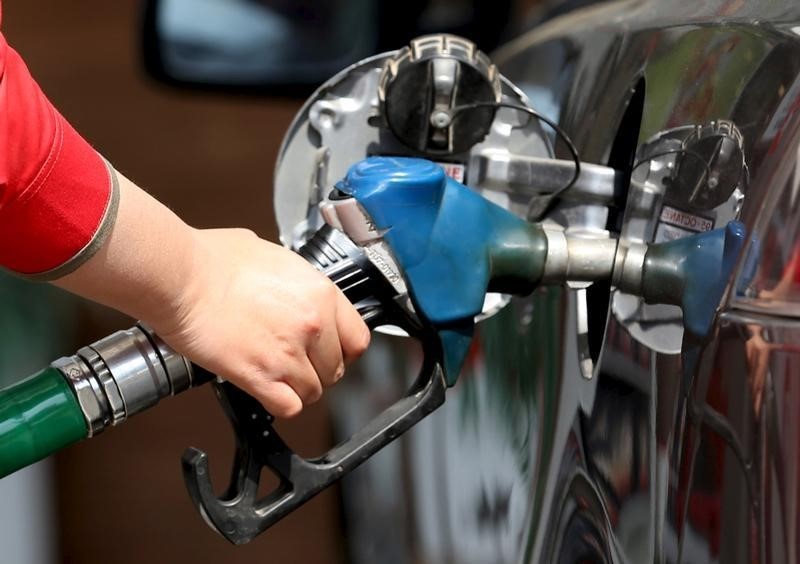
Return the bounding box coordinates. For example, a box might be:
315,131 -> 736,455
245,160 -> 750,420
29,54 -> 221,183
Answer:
643,220 -> 747,337
336,157 -> 540,382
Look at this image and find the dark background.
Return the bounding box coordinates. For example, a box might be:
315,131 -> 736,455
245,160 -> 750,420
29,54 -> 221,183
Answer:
4,2 -> 341,563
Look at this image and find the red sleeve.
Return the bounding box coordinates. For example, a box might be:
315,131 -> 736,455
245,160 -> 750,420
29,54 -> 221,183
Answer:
0,25 -> 117,278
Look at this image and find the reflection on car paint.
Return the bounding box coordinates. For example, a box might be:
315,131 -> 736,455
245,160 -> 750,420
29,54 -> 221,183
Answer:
332,2 -> 800,563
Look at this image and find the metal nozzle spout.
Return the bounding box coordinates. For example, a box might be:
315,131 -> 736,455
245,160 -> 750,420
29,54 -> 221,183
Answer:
540,229 -> 620,285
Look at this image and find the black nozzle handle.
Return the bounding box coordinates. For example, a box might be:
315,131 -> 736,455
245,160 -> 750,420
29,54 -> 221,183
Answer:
181,223 -> 442,544
181,343 -> 445,545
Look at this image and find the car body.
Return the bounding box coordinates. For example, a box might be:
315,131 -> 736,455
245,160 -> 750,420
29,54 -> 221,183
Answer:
333,2 -> 800,563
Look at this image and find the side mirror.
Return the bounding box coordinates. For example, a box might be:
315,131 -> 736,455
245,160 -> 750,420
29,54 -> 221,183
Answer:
140,0 -> 517,95
141,0 -> 380,93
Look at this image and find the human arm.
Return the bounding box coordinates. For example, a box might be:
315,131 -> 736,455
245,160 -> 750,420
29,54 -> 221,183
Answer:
0,28 -> 369,418
54,173 -> 371,418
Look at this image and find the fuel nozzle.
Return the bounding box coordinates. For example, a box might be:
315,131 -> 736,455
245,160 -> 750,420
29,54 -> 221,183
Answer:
321,157 -> 748,378
0,155 -> 747,543
183,158 -> 747,542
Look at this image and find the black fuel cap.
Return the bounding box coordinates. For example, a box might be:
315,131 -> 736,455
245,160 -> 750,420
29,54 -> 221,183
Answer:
378,34 -> 501,155
669,120 -> 745,211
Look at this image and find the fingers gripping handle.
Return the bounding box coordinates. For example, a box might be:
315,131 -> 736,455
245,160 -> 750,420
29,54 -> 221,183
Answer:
182,224 -> 441,544
182,345 -> 446,545
297,224 -> 400,327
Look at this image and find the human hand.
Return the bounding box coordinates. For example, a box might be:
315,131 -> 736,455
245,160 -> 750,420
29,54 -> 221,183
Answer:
52,173 -> 369,418
145,228 -> 371,418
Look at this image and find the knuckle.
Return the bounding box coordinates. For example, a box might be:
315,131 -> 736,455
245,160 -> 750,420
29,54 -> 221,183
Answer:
274,338 -> 302,363
254,353 -> 281,376
267,402 -> 290,418
304,381 -> 323,405
257,384 -> 302,419
276,401 -> 302,419
354,325 -> 371,354
333,363 -> 345,383
299,310 -> 323,336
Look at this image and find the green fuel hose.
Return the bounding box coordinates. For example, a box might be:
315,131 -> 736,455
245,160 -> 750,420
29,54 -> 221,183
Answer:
0,324 -> 200,480
0,367 -> 87,477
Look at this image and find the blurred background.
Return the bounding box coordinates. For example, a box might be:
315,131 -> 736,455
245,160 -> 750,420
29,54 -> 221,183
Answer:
0,1 -> 594,562
2,2 -> 325,562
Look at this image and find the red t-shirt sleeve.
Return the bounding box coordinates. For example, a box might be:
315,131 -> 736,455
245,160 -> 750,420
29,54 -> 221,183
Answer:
0,26 -> 117,279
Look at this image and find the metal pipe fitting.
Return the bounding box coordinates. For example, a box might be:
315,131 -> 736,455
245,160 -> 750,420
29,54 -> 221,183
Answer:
541,229 -> 620,284
611,242 -> 648,296
54,324 -> 196,437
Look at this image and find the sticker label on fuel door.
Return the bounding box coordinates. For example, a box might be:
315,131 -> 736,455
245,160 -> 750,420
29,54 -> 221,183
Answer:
655,205 -> 715,242
436,162 -> 466,183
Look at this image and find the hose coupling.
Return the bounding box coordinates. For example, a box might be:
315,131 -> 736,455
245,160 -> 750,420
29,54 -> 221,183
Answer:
51,323 -> 196,437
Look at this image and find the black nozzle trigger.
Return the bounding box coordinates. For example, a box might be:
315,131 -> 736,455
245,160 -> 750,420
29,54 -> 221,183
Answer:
181,325 -> 445,545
